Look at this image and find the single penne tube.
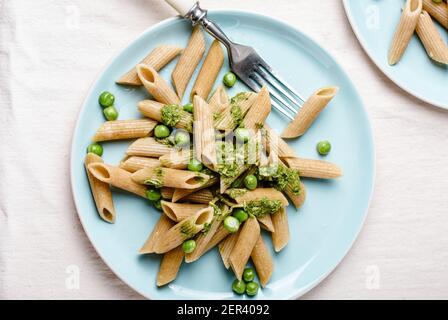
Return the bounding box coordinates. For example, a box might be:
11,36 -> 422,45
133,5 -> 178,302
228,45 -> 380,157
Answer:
416,11 -> 448,64
257,214 -> 275,233
263,125 -> 297,158
285,182 -> 307,209
271,207 -> 290,252
232,188 -> 289,207
132,166 -> 210,189
229,217 -> 261,280
117,45 -> 182,86
250,235 -> 273,287
282,157 -> 342,179
388,0 -> 423,65
281,87 -> 339,138
172,26 -> 206,99
119,156 -> 160,173
138,100 -> 193,132
137,63 -> 180,105
87,163 -> 147,198
215,92 -> 258,130
159,149 -> 191,169
204,224 -> 230,254
161,187 -> 214,204
422,0 -> 448,28
185,216 -> 224,263
84,153 -> 116,223
242,86 -> 271,131
140,215 -> 174,254
161,201 -> 207,222
156,246 -> 184,287
172,176 -> 218,202
218,229 -> 241,269
126,137 -> 173,157
192,96 -> 203,159
194,96 -> 217,167
208,85 -> 229,114
92,119 -> 157,142
190,40 -> 224,100
153,207 -> 214,254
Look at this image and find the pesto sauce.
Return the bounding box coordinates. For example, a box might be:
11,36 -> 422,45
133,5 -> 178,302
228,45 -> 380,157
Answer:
258,164 -> 301,195
143,167 -> 164,188
180,221 -> 196,238
161,104 -> 182,127
227,188 -> 248,199
244,198 -> 282,218
229,92 -> 249,127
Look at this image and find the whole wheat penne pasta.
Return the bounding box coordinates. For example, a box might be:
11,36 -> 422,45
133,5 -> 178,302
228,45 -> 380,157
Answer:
161,187 -> 214,204
271,207 -> 289,252
215,92 -> 258,130
190,40 -> 224,100
117,45 -> 182,86
119,156 -> 160,173
157,246 -> 184,287
84,153 -> 116,223
194,96 -> 217,167
257,214 -> 275,233
137,64 -> 180,105
159,149 -> 191,169
388,0 -> 423,65
172,176 -> 218,202
422,0 -> 448,28
282,87 -> 339,138
285,182 -> 306,209
161,201 -> 207,222
172,26 -> 206,99
208,85 -> 229,114
282,157 -> 342,179
192,97 -> 203,160
218,229 -> 241,269
220,164 -> 252,194
132,166 -> 210,189
140,215 -> 174,254
229,217 -> 261,280
153,207 -> 214,254
87,163 -> 147,198
204,224 -> 230,254
232,188 -> 289,207
126,137 -> 173,157
263,125 -> 297,158
138,100 -> 193,132
242,86 -> 271,131
185,215 -> 228,263
92,119 -> 157,142
416,11 -> 448,64
250,235 -> 273,287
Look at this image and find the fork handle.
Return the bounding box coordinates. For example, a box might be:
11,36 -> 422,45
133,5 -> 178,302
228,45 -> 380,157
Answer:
164,0 -> 197,17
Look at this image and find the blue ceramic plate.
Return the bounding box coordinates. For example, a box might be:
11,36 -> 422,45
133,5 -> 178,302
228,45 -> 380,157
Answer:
70,10 -> 375,300
343,0 -> 448,109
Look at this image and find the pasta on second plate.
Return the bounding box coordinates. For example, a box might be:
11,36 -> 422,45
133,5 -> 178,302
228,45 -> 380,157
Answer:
84,26 -> 343,294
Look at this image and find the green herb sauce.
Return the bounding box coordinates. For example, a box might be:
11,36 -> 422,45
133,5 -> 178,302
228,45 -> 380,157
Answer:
161,104 -> 183,127
244,198 -> 282,218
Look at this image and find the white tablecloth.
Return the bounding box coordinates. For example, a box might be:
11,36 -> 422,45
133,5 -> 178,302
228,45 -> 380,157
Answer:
1,0 -> 448,299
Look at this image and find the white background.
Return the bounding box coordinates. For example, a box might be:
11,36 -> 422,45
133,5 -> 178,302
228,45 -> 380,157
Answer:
1,0 -> 448,299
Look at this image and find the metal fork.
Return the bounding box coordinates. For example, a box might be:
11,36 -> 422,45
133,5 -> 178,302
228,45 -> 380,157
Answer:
165,0 -> 304,120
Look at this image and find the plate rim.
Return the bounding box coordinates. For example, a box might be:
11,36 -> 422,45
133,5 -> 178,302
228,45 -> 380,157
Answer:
70,9 -> 376,300
342,0 -> 447,110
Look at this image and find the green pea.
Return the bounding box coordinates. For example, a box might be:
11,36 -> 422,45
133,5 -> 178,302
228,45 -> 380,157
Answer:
182,239 -> 196,253
99,91 -> 115,108
188,159 -> 203,172
154,124 -> 171,138
233,208 -> 248,223
244,175 -> 257,190
145,189 -> 161,202
232,279 -> 246,295
245,281 -> 259,296
223,216 -> 240,233
87,143 -> 103,156
175,131 -> 190,147
103,106 -> 119,121
152,199 -> 162,211
183,103 -> 194,113
316,140 -> 331,156
223,72 -> 237,87
234,128 -> 250,143
243,268 -> 255,282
